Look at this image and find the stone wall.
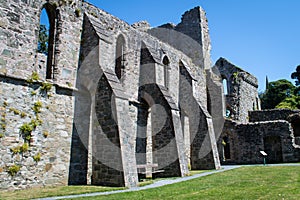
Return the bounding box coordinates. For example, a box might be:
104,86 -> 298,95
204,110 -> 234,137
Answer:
0,0 -> 82,190
218,119 -> 300,164
0,0 -> 222,190
249,109 -> 300,122
0,0 -> 83,86
214,58 -> 260,123
148,7 -> 211,70
0,77 -> 74,190
72,2 -> 221,184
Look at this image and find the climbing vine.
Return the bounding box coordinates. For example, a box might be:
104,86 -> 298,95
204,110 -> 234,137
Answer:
1,71 -> 55,176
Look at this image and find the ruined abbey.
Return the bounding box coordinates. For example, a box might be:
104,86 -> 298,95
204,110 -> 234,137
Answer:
0,0 -> 299,190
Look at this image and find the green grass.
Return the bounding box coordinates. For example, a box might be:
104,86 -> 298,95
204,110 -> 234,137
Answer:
0,166 -> 299,200
71,166 -> 300,200
0,185 -> 125,200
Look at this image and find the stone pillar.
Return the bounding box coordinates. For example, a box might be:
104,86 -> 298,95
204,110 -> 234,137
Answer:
171,110 -> 189,176
114,96 -> 139,187
206,118 -> 221,169
146,108 -> 153,178
181,113 -> 191,167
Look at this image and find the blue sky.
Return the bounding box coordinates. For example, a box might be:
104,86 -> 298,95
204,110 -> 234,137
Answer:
84,0 -> 300,92
42,0 -> 299,91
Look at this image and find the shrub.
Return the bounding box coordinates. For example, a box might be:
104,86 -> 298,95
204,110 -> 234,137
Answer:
7,164 -> 21,176
31,91 -> 37,96
33,152 -> 41,162
11,143 -> 29,154
75,8 -> 81,17
40,82 -> 52,92
32,101 -> 43,114
20,112 -> 26,118
26,72 -> 40,83
20,123 -> 33,134
9,108 -> 21,115
10,146 -> 21,154
20,143 -> 29,153
3,101 -> 8,107
19,123 -> 33,142
43,131 -> 49,138
30,119 -> 42,129
1,123 -> 6,130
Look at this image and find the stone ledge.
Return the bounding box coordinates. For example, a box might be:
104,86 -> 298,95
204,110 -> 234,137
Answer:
0,73 -> 77,96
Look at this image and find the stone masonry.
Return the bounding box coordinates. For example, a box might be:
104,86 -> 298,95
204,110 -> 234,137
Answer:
218,110 -> 300,164
0,0 -> 222,190
2,0 -> 297,192
214,58 -> 260,123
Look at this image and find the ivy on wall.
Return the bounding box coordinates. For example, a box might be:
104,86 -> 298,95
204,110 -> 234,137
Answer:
0,72 -> 53,176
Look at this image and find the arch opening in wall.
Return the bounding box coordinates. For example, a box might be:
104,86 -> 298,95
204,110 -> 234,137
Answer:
222,136 -> 231,161
38,3 -> 56,79
115,34 -> 126,80
136,98 -> 154,178
163,56 -> 170,89
222,76 -> 229,95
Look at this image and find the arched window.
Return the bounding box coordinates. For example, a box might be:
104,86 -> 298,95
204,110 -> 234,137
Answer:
163,56 -> 170,89
222,77 -> 228,95
115,35 -> 126,80
38,4 -> 56,79
222,136 -> 231,160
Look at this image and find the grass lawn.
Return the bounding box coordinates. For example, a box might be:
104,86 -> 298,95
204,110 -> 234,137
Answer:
72,166 -> 300,200
0,185 -> 125,200
0,166 -> 299,199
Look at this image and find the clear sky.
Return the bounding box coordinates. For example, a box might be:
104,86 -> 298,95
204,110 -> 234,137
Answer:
85,0 -> 300,91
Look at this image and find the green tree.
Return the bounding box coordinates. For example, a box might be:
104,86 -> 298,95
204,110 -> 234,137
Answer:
276,95 -> 300,109
38,24 -> 48,55
291,65 -> 300,86
260,79 -> 296,109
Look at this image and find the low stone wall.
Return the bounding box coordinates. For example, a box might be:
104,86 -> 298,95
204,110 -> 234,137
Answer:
218,119 -> 300,165
249,109 -> 300,122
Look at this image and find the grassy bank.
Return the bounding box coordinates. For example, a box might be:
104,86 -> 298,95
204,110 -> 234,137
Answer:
74,166 -> 300,200
1,166 -> 299,199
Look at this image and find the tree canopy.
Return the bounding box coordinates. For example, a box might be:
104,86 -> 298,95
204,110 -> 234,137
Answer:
276,95 -> 300,110
38,24 -> 48,55
291,65 -> 300,86
260,79 -> 296,109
